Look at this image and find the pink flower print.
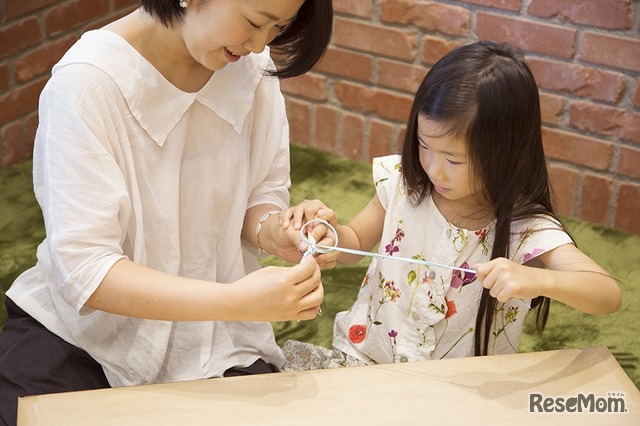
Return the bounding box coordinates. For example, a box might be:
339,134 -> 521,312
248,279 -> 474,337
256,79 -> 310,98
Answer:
475,229 -> 487,239
394,227 -> 405,242
388,329 -> 398,338
523,248 -> 545,263
422,270 -> 436,284
450,262 -> 476,289
445,298 -> 457,319
348,324 -> 367,344
385,241 -> 399,256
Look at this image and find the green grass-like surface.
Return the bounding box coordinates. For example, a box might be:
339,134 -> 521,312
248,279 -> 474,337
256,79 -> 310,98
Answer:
1,144 -> 638,389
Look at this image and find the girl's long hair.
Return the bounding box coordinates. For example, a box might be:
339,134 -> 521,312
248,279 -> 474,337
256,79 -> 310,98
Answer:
401,41 -> 566,355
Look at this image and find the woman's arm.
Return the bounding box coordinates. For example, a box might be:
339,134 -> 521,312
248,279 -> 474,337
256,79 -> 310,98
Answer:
85,256 -> 323,322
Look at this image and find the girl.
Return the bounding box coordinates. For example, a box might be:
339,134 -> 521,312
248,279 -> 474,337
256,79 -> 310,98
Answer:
282,41 -> 621,369
0,0 -> 335,423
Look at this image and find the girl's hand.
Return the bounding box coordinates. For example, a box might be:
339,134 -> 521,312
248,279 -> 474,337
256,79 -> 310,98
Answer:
237,256 -> 324,321
474,258 -> 542,303
278,199 -> 340,268
281,199 -> 339,231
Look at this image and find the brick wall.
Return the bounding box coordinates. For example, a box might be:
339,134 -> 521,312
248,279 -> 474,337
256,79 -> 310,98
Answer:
0,0 -> 138,168
283,0 -> 640,235
1,0 -> 639,235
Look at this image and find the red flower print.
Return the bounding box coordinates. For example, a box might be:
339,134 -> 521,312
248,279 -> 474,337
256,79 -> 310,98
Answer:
348,324 -> 367,344
445,298 -> 457,319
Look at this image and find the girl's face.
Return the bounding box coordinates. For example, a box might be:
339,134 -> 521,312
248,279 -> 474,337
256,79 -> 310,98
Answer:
417,114 -> 485,208
180,0 -> 304,71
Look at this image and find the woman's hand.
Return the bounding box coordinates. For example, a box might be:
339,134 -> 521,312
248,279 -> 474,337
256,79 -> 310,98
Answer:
237,256 -> 324,321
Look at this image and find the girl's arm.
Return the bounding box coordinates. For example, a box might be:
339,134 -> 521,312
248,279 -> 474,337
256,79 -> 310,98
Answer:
475,244 -> 621,315
85,255 -> 323,322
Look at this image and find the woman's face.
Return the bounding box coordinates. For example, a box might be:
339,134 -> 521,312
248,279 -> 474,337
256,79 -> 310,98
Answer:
417,114 -> 485,207
180,0 -> 304,71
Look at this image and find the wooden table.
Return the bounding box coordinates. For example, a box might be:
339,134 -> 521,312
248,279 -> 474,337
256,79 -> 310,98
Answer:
18,346 -> 640,425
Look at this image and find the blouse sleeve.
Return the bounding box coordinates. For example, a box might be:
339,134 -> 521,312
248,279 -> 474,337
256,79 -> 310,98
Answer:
509,216 -> 574,264
33,65 -> 130,311
372,155 -> 403,211
245,58 -> 291,212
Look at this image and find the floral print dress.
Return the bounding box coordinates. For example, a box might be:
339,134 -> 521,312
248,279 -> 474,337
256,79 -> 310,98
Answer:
282,155 -> 573,371
330,155 -> 573,365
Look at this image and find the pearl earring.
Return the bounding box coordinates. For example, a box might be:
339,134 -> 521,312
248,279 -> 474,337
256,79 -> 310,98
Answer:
179,0 -> 189,8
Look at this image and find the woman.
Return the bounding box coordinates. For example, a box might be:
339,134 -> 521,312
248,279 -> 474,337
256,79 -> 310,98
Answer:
0,1 -> 335,424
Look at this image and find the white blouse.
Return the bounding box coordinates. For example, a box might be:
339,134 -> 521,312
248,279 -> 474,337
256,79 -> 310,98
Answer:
7,30 -> 290,386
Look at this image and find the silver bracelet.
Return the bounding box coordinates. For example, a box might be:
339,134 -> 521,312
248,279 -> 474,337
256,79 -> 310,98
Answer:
255,210 -> 281,255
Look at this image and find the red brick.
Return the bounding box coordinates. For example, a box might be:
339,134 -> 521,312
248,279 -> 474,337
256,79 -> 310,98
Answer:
542,127 -> 613,170
370,90 -> 413,123
539,92 -> 564,125
460,0 -> 521,11
333,0 -> 374,18
579,173 -> 612,225
527,57 -> 625,103
6,0 -> 59,20
335,81 -> 414,123
315,47 -> 373,83
0,17 -> 41,58
14,35 -> 76,82
1,121 -> 28,168
315,105 -> 338,153
280,73 -> 327,101
343,113 -> 364,161
615,183 -> 640,234
0,64 -> 9,92
285,98 -> 311,146
377,59 -> 427,94
476,12 -> 576,58
24,111 -> 39,155
581,32 -> 640,72
618,145 -> 640,180
113,0 -> 138,8
381,0 -> 470,36
44,0 -> 109,35
569,101 -> 640,145
369,120 -> 394,160
86,11 -> 133,32
548,164 -> 578,216
634,77 -> 640,109
421,36 -> 465,65
528,0 -> 632,29
333,17 -> 417,61
0,77 -> 46,123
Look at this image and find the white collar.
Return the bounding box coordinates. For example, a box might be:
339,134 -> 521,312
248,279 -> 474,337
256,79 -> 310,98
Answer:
53,29 -> 271,146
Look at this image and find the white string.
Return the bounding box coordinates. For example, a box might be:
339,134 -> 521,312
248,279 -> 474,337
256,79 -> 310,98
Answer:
300,219 -> 475,273
300,219 -> 531,309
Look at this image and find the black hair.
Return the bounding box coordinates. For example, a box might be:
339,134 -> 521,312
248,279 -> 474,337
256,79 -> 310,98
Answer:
401,41 -> 568,355
139,0 -> 332,79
